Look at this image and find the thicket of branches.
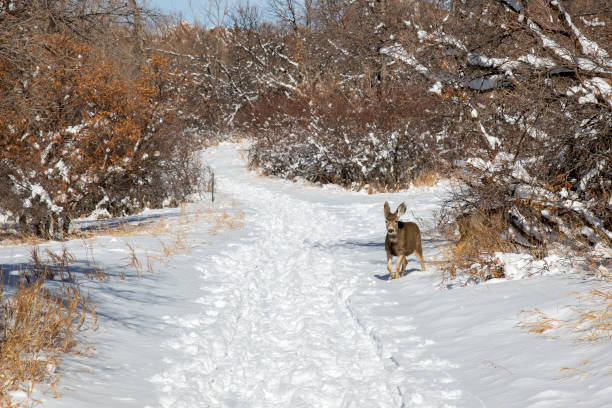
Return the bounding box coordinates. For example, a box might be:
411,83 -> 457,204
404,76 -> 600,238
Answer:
2,0 -> 610,258
430,0 -> 612,261
0,1 -> 205,238
155,0 -> 610,260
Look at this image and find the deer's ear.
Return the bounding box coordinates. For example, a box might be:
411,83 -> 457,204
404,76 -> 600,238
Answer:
384,201 -> 390,217
397,203 -> 407,217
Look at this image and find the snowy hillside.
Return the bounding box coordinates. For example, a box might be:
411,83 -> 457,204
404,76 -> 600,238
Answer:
4,143 -> 611,407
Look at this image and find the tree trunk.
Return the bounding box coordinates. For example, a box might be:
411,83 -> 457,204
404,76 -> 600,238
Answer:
128,0 -> 145,74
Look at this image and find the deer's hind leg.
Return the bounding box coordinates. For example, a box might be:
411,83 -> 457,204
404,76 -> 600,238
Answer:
416,246 -> 426,271
399,256 -> 408,277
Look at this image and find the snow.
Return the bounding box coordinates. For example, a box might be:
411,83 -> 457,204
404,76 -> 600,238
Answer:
380,44 -> 429,75
465,153 -> 536,184
478,121 -> 500,150
579,160 -> 607,191
584,77 -> 612,106
527,15 -> 612,74
580,17 -> 606,27
20,183 -> 63,213
429,81 -> 443,95
551,0 -> 610,61
2,142 -> 612,407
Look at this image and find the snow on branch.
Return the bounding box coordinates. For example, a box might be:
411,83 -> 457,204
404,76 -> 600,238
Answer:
478,121 -> 500,150
551,0 -> 611,63
501,0 -> 523,14
148,48 -> 197,60
412,21 -> 559,74
272,48 -> 299,69
554,200 -> 612,241
509,206 -> 547,243
522,15 -> 611,74
583,78 -> 612,107
579,160 -> 607,191
380,43 -> 429,75
512,187 -> 612,242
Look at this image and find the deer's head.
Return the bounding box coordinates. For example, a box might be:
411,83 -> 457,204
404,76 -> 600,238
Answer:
384,201 -> 406,237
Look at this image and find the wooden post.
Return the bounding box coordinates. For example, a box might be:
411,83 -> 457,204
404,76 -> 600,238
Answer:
211,171 -> 215,203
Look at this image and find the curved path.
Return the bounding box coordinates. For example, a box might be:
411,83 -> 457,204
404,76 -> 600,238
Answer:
152,143 -> 465,407
30,143 -> 610,408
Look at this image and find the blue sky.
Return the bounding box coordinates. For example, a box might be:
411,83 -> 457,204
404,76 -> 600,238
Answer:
147,0 -> 268,24
147,0 -> 206,21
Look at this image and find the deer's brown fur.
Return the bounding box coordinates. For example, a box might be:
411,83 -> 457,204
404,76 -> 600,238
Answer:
384,201 -> 425,279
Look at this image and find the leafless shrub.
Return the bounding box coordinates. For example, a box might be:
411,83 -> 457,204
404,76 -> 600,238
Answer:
422,0 -> 612,273
241,83 -> 456,189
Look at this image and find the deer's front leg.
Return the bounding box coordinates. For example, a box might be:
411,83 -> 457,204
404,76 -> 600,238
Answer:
387,254 -> 395,279
395,255 -> 405,279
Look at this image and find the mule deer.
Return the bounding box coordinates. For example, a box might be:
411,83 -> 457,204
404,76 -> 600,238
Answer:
384,202 -> 426,279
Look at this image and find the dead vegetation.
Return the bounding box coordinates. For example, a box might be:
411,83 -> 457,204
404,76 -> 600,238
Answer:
0,1 -> 209,240
519,283 -> 612,343
438,168 -> 612,284
518,309 -> 561,336
439,207 -> 511,282
427,0 -> 611,283
206,207 -> 245,235
0,254 -> 96,407
104,203 -> 243,278
0,201 -> 231,405
573,287 -> 612,342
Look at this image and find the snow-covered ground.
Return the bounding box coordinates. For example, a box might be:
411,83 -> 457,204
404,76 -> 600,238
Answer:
3,142 -> 611,407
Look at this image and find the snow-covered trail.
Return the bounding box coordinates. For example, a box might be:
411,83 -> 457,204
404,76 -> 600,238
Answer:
152,143 -> 469,407
23,142 -> 612,407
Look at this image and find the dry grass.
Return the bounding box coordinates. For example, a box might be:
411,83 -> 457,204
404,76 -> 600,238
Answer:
118,207 -> 208,276
0,220 -> 161,248
519,283 -> 612,343
0,205 -> 195,247
0,204 -> 229,405
81,241 -> 108,282
559,361 -> 592,380
27,245 -> 108,283
121,214 -> 200,276
518,309 -> 561,335
77,204 -> 210,240
0,202 -> 242,405
0,275 -> 95,406
76,216 -> 171,239
411,171 -> 444,188
116,204 -> 243,277
0,244 -> 100,406
123,242 -> 144,278
2,201 -> 244,247
156,230 -> 195,262
0,233 -> 49,248
206,208 -> 245,235
27,246 -> 77,283
571,286 -> 612,342
361,174 -> 444,194
440,210 -> 511,282
77,203 -> 243,278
